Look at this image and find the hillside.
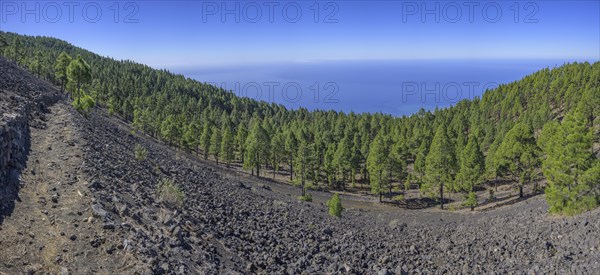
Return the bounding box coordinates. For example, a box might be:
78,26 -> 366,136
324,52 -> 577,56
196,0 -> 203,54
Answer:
1,32 -> 598,213
0,55 -> 600,274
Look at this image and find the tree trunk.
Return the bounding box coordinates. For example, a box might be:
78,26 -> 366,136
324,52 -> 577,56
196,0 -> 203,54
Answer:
440,181 -> 444,210
494,176 -> 498,192
379,170 -> 383,203
519,185 -> 523,198
289,154 -> 294,181
256,153 -> 260,178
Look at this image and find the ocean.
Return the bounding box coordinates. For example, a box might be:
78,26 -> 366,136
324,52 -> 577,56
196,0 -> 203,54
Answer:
169,59 -> 588,116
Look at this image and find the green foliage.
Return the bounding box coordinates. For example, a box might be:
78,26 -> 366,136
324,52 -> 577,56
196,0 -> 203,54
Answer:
3,32 -> 599,215
235,124 -> 248,161
404,177 -> 411,191
221,126 -> 235,166
160,115 -> 179,145
326,193 -> 343,218
200,122 -> 212,160
463,191 -> 478,211
270,131 -> 285,176
541,111 -> 599,215
244,120 -> 269,176
64,55 -> 95,117
333,136 -> 352,181
210,127 -> 222,164
367,132 -> 391,197
9,36 -> 23,64
156,178 -> 185,208
0,35 -> 7,49
54,52 -> 71,91
392,194 -> 405,201
422,125 -> 455,207
135,144 -> 148,161
72,93 -> 96,117
299,192 -> 313,202
495,122 -> 540,197
456,135 -> 485,193
66,55 -> 92,98
414,141 -> 428,184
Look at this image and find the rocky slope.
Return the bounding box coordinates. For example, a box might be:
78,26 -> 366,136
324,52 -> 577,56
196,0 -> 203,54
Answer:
72,107 -> 600,274
1,56 -> 599,274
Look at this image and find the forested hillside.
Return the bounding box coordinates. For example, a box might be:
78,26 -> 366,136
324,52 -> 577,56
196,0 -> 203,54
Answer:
1,31 -> 598,214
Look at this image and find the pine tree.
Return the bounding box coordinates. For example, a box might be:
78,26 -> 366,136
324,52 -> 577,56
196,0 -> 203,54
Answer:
414,141 -> 428,186
456,135 -> 484,192
495,123 -> 540,198
423,125 -> 454,209
296,127 -> 313,196
350,133 -> 363,188
221,126 -> 235,167
390,137 -> 408,193
0,35 -> 7,50
324,143 -> 337,187
29,51 -> 43,77
10,37 -> 23,64
285,129 -> 298,181
367,132 -> 390,202
245,121 -> 269,177
333,136 -> 352,189
576,88 -> 599,151
200,122 -> 212,160
182,121 -> 201,153
541,111 -> 598,215
235,123 -> 248,163
160,115 -> 178,145
456,135 -> 484,210
66,55 -> 92,99
210,127 -> 222,165
270,131 -> 285,178
327,193 -> 343,218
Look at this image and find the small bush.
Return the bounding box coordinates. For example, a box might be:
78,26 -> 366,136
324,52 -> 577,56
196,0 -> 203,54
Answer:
327,193 -> 343,218
392,194 -> 405,201
135,144 -> 148,161
463,191 -> 478,211
404,177 -> 411,191
72,93 -> 95,117
305,183 -> 318,191
157,178 -> 185,208
299,193 -> 313,202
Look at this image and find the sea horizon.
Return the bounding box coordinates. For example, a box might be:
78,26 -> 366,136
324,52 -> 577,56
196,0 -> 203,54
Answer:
167,58 -> 595,116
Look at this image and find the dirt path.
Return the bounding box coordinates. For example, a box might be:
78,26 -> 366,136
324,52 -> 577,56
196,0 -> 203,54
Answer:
0,103 -> 137,274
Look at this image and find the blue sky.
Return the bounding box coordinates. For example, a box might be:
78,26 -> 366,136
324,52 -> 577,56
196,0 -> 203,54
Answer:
1,1 -> 598,68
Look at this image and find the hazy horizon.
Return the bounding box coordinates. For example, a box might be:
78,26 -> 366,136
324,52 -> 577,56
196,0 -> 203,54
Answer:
168,58 -> 592,116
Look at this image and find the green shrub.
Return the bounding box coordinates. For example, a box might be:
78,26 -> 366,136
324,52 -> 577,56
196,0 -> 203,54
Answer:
135,144 -> 148,161
299,193 -> 313,202
157,178 -> 185,208
327,193 -> 343,218
72,93 -> 95,117
463,191 -> 478,211
392,194 -> 405,201
546,184 -> 598,216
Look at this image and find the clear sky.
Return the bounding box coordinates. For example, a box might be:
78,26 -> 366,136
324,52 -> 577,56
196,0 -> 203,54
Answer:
1,1 -> 598,67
